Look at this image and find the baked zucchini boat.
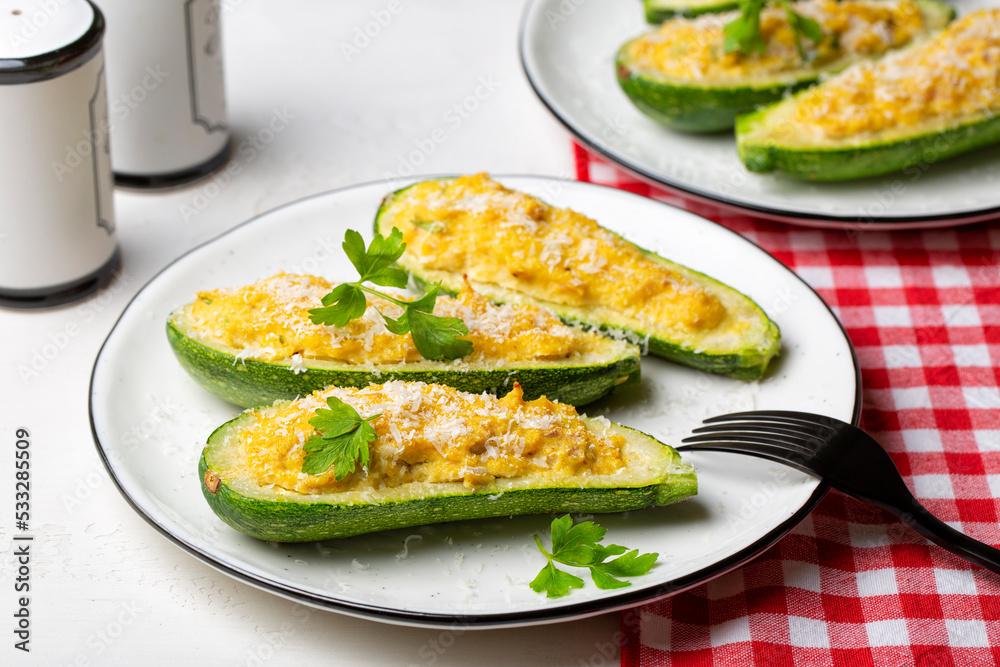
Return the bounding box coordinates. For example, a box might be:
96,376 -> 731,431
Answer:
643,0 -> 738,23
374,174 -> 780,380
737,9 -> 1000,180
617,0 -> 954,133
200,381 -> 697,542
167,273 -> 640,408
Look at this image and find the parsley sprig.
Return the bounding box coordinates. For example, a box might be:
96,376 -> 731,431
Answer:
723,0 -> 824,61
307,228 -> 473,361
530,515 -> 659,597
302,396 -> 380,477
784,5 -> 824,61
723,0 -> 767,56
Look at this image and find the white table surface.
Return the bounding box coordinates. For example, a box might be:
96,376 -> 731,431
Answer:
1,1 -> 628,664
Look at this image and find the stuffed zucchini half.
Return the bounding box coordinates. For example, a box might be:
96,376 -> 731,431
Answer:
200,381 -> 697,542
737,9 -> 1000,181
375,175 -> 780,380
643,0 -> 738,23
616,0 -> 954,133
167,273 -> 640,409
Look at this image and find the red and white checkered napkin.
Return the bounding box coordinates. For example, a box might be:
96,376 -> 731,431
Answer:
571,145 -> 1000,667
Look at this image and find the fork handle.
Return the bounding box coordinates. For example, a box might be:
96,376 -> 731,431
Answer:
883,495 -> 1000,575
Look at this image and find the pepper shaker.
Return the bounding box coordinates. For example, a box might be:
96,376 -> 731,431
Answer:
100,0 -> 231,188
0,0 -> 120,309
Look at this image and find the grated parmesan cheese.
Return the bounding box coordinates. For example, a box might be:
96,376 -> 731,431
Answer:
623,0 -> 930,82
237,381 -> 628,493
791,10 -> 1000,139
178,272 -> 621,367
387,174 -> 734,338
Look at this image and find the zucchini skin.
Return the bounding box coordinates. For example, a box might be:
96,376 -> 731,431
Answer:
411,274 -> 778,380
643,0 -> 739,23
166,317 -> 640,409
199,416 -> 698,543
375,181 -> 780,380
616,57 -> 813,133
617,0 -> 955,133
737,105 -> 1000,181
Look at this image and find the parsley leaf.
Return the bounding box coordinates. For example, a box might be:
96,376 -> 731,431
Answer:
723,0 -> 766,56
342,228 -> 408,288
724,0 -> 824,60
307,228 -> 472,361
786,7 -> 824,61
530,557 -> 585,598
409,309 -> 473,361
302,396 -> 380,478
530,515 -> 659,598
309,283 -> 367,328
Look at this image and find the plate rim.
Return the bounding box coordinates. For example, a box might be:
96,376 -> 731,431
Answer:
517,0 -> 1000,229
88,174 -> 862,628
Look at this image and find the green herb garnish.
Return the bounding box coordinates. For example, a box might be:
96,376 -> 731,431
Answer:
307,227 -> 473,361
785,6 -> 823,61
723,0 -> 767,56
302,396 -> 380,477
530,515 -> 659,597
724,0 -> 824,60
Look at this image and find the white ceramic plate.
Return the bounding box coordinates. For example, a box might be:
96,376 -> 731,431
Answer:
90,176 -> 860,628
520,0 -> 1000,229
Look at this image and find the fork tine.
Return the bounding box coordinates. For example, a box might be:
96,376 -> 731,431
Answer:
675,441 -> 820,478
700,416 -> 829,434
690,422 -> 826,450
703,410 -> 840,434
681,431 -> 817,455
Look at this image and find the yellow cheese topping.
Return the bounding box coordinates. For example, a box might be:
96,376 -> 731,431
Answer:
623,0 -> 926,81
389,174 -> 726,335
793,9 -> 1000,139
238,381 -> 627,493
181,273 -> 613,365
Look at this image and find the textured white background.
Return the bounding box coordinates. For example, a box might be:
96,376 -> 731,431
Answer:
0,2 -> 625,665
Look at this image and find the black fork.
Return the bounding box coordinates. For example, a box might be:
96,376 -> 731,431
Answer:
679,410 -> 1000,575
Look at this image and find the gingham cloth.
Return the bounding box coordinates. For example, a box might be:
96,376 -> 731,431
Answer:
571,145 -> 1000,667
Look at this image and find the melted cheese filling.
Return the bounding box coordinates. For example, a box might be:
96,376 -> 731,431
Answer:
181,273 -> 613,365
238,382 -> 627,493
388,174 -> 728,337
792,10 -> 1000,139
623,0 -> 927,82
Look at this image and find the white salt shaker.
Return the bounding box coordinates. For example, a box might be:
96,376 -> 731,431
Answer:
99,0 -> 230,188
0,0 -> 120,309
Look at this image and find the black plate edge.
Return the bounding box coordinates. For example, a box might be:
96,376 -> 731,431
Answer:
516,0 -> 1000,229
88,174 -> 863,629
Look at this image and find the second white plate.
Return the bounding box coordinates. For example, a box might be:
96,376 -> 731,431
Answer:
90,176 -> 860,628
520,0 -> 1000,228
